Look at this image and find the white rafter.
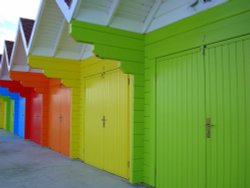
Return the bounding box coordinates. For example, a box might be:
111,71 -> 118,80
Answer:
142,0 -> 162,33
78,44 -> 87,60
105,0 -> 120,26
51,19 -> 66,56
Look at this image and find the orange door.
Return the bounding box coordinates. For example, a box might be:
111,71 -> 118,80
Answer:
59,87 -> 71,156
49,89 -> 60,152
49,85 -> 71,156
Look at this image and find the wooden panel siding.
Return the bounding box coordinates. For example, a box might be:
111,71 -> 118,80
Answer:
70,21 -> 145,183
144,0 -> 250,186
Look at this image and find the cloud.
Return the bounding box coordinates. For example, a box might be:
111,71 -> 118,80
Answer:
0,0 -> 41,53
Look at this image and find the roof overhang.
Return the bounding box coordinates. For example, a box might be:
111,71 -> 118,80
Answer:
0,41 -> 13,80
9,18 -> 42,73
56,0 -> 228,33
29,0 -> 93,61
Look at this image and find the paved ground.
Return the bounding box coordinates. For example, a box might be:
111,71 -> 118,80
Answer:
0,129 -> 145,188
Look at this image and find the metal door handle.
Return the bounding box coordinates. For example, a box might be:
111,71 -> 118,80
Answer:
205,118 -> 214,138
59,115 -> 63,122
101,116 -> 106,128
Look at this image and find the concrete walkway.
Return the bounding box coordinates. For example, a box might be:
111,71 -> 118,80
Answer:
0,130 -> 145,188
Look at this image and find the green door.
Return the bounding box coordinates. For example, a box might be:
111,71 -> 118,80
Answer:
205,36 -> 250,188
156,35 -> 250,188
156,49 -> 206,188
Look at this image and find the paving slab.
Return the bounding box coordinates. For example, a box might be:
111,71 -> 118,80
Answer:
0,129 -> 145,188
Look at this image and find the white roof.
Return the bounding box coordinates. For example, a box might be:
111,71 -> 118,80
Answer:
29,0 -> 93,60
0,41 -> 12,80
10,18 -> 42,73
56,0 -> 228,33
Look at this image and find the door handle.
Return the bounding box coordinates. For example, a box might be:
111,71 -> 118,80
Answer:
101,115 -> 106,128
59,115 -> 63,123
205,117 -> 214,138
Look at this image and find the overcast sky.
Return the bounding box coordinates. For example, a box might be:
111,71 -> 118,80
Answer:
0,0 -> 41,53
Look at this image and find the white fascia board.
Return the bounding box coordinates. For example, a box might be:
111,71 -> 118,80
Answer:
56,0 -> 80,23
19,21 -> 29,54
9,31 -> 19,71
3,44 -> 11,72
1,53 -> 10,80
28,0 -> 45,54
10,21 -> 32,72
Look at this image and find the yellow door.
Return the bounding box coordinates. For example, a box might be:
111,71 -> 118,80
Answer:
85,74 -> 104,169
0,98 -> 6,129
85,69 -> 130,179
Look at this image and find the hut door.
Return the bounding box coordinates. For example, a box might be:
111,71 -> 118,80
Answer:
31,93 -> 42,144
0,99 -> 6,129
10,100 -> 15,133
49,87 -> 71,156
156,49 -> 206,188
156,35 -> 250,188
205,36 -> 250,188
59,87 -> 71,156
85,69 -> 129,179
19,97 -> 26,138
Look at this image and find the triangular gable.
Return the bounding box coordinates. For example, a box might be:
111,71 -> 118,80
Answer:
6,41 -> 14,66
30,0 -> 92,60
21,18 -> 35,46
0,41 -> 13,80
9,18 -> 42,73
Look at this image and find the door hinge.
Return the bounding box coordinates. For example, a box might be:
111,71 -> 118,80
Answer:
201,44 -> 206,56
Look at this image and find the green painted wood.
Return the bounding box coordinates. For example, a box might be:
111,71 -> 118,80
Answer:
146,0 -> 250,45
1,97 -> 14,133
144,2 -> 250,186
205,35 -> 250,188
145,1 -> 250,58
70,20 -> 144,51
156,49 -> 205,188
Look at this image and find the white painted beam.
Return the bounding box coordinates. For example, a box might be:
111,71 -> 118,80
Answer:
78,44 -> 93,60
142,0 -> 162,33
105,0 -> 120,26
51,19 -> 66,56
79,44 -> 87,60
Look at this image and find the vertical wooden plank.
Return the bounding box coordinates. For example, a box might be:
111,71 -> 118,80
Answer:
236,40 -> 246,188
243,38 -> 250,188
156,49 -> 205,188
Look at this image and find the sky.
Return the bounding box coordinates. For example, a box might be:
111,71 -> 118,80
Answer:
0,0 -> 41,53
